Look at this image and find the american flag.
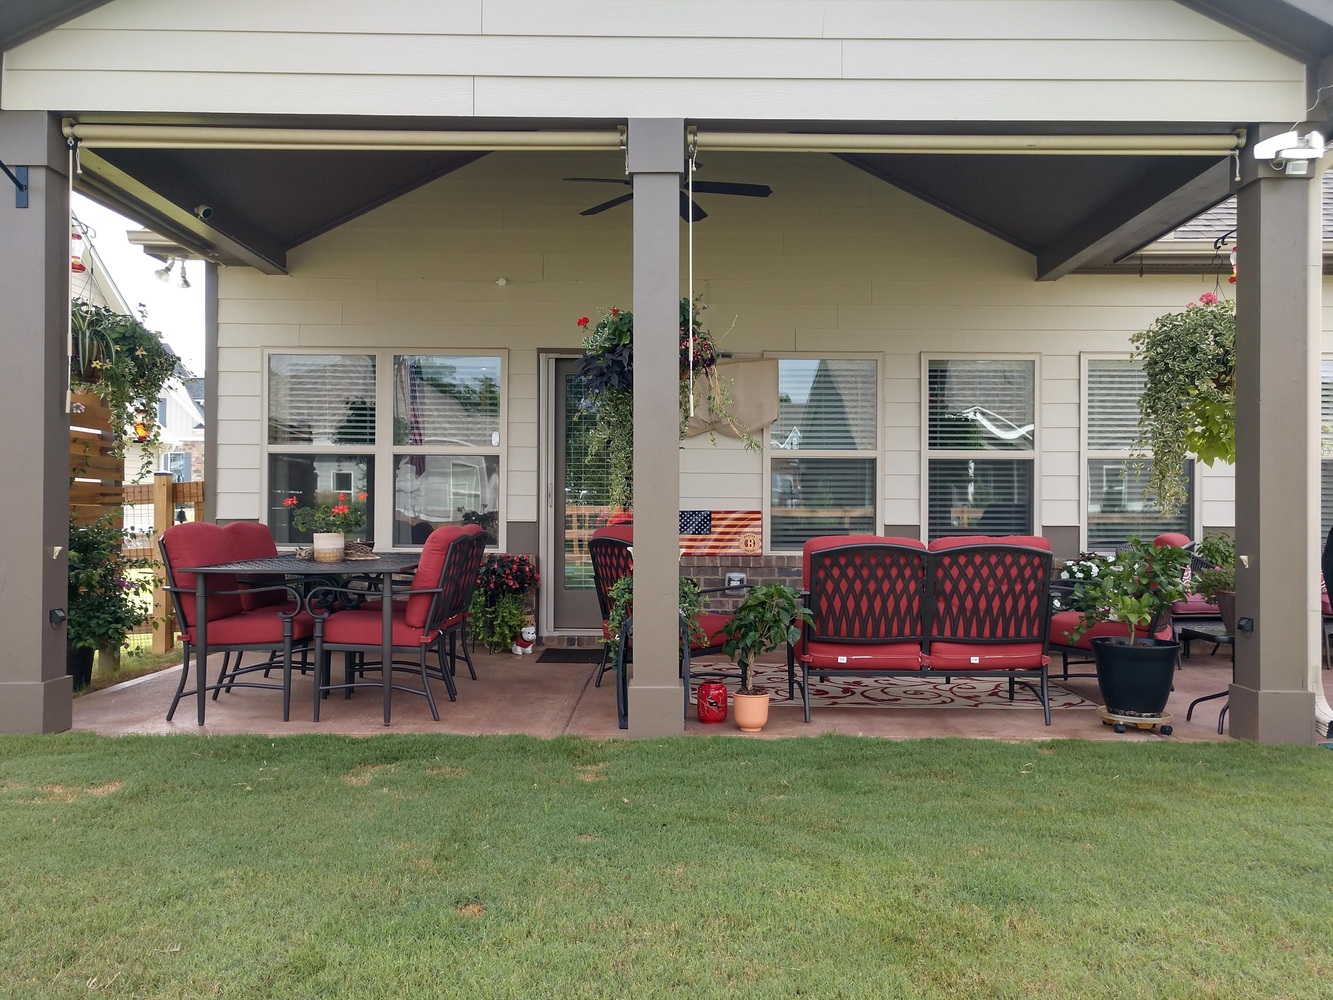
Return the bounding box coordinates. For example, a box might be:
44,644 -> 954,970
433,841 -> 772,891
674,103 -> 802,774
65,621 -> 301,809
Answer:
678,510 -> 762,556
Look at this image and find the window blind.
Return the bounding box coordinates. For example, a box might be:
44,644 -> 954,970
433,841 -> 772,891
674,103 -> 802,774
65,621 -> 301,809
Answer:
769,359 -> 877,452
927,459 -> 1033,538
1087,359 -> 1145,451
394,355 -> 500,448
268,355 -> 375,445
927,360 -> 1035,451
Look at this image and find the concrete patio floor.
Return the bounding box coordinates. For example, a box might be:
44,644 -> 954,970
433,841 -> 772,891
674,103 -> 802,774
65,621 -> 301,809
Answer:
69,640 -> 1319,743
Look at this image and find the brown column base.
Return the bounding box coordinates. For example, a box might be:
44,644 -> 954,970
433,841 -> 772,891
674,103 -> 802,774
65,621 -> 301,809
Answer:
0,676 -> 74,734
626,683 -> 685,737
1227,683 -> 1315,744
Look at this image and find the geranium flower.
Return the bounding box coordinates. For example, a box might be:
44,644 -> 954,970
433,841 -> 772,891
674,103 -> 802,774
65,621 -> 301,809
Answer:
283,496 -> 299,507
357,491 -> 368,502
577,316 -> 589,328
1199,292 -> 1218,305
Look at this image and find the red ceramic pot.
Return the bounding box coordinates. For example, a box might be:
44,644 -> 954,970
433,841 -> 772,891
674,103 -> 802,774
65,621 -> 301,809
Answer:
696,681 -> 728,723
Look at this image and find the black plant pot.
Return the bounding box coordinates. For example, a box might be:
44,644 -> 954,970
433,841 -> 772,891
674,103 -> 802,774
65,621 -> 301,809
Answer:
1090,636 -> 1178,716
66,644 -> 94,692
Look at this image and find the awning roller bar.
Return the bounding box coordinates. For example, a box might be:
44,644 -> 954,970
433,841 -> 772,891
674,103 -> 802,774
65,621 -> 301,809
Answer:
63,122 -> 1245,157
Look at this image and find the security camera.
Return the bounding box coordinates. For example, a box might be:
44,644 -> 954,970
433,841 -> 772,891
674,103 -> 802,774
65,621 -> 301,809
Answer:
193,204 -> 214,222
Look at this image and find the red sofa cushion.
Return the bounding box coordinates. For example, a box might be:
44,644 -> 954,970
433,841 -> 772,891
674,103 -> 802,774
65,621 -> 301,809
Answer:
1170,593 -> 1220,617
801,639 -> 923,671
183,608 -> 314,646
924,641 -> 1049,671
161,522 -> 242,626
1154,532 -> 1192,549
692,611 -> 732,652
927,535 -> 1051,551
405,525 -> 470,628
1048,609 -> 1171,650
222,521 -> 286,611
320,607 -> 438,647
591,524 -> 635,546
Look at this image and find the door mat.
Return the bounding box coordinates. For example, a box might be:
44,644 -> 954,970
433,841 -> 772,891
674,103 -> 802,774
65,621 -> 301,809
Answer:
690,664 -> 1097,710
536,648 -> 605,664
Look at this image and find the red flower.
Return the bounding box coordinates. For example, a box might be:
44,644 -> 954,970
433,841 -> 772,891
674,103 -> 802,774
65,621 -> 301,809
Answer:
610,308 -> 619,315
1198,292 -> 1218,306
357,491 -> 368,502
331,504 -> 350,515
577,316 -> 590,328
283,496 -> 299,508
337,493 -> 348,501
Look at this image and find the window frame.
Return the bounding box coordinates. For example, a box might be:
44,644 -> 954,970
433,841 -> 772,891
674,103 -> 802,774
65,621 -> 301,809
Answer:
761,351 -> 881,554
261,347 -> 507,550
920,353 -> 1041,541
1080,352 -> 1197,552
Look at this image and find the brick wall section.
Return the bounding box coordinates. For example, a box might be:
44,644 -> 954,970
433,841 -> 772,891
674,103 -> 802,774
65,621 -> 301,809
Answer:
542,553 -> 805,648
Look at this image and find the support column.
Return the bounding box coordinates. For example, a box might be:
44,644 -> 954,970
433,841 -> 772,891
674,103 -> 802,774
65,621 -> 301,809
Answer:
0,112 -> 73,733
203,261 -> 219,522
1230,125 -> 1320,743
627,118 -> 684,737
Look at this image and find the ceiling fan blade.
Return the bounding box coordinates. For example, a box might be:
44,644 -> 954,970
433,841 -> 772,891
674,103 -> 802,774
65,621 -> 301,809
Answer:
580,192 -> 635,216
690,181 -> 772,198
563,177 -> 632,186
680,191 -> 708,222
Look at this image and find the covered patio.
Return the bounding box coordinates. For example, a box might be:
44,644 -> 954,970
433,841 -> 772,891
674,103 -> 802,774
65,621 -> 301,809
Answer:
71,643 -> 1268,743
4,0 -> 1333,742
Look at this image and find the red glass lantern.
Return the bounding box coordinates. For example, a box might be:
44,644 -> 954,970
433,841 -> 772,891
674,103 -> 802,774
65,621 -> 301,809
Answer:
696,681 -> 728,723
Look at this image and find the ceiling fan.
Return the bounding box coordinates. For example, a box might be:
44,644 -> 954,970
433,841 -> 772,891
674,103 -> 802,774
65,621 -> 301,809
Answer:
563,175 -> 773,221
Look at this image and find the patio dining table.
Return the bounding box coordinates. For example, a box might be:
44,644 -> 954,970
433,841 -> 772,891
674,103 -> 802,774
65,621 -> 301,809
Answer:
180,551 -> 422,726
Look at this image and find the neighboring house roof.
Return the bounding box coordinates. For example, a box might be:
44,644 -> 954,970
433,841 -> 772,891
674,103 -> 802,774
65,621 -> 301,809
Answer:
1162,170 -> 1333,243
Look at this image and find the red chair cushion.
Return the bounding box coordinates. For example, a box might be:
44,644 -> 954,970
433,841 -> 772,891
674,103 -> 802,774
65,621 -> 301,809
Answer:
801,640 -> 924,671
405,526 -> 469,628
183,608 -> 314,646
161,522 -> 243,626
320,607 -> 437,647
1048,609 -> 1171,650
1154,532 -> 1192,549
927,535 -> 1051,551
1170,593 -> 1220,617
691,612 -> 732,651
924,641 -> 1049,671
1323,591 -> 1332,616
222,521 -> 286,611
591,524 -> 635,545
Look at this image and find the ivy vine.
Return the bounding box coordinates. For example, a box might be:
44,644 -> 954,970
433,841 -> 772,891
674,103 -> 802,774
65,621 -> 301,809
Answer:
1130,293 -> 1235,516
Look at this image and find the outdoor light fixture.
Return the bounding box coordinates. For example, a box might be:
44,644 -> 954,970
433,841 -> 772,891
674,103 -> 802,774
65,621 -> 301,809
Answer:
177,262 -> 190,289
1252,129 -> 1325,175
154,258 -> 175,282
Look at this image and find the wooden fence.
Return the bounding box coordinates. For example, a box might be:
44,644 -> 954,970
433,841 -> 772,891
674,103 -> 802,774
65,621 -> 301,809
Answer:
69,391 -> 121,526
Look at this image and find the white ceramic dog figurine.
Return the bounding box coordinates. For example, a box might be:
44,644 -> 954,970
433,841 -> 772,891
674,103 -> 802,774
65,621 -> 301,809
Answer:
512,625 -> 537,656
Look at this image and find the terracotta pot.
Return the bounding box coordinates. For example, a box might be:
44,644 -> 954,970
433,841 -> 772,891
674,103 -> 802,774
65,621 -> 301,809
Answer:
1216,590 -> 1237,634
733,691 -> 770,733
312,532 -> 345,563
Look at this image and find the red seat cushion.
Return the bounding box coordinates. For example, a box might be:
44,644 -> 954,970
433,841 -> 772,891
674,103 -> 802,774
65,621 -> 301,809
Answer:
405,526 -> 470,628
924,641 -> 1049,671
221,521 -> 287,611
927,535 -> 1051,551
183,608 -> 314,646
161,522 -> 243,626
1154,532 -> 1192,549
801,640 -> 924,671
1048,609 -> 1171,650
1171,593 -> 1220,617
320,607 -> 438,647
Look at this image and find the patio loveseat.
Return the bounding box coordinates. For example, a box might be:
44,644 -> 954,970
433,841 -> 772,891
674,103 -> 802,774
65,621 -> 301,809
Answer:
791,534 -> 1055,724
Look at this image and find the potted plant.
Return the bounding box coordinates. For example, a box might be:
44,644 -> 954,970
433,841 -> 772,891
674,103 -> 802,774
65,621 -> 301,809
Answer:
67,512 -> 156,689
1070,537 -> 1190,724
1132,292 -> 1235,516
284,491 -> 368,562
721,583 -> 813,733
576,298 -> 754,511
468,553 -> 541,653
1193,531 -> 1237,633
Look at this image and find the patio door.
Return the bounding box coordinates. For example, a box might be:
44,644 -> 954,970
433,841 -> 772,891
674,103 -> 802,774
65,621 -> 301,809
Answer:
546,357 -> 614,630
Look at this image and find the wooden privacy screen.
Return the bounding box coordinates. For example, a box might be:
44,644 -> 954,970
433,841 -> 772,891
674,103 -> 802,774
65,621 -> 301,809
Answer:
69,391 -> 120,526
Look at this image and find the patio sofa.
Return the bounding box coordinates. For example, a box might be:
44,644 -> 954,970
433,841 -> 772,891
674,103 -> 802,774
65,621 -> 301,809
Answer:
792,534 -> 1055,724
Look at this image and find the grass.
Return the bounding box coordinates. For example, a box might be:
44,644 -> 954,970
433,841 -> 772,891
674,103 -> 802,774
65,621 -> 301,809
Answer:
79,646 -> 182,696
1,734 -> 1331,999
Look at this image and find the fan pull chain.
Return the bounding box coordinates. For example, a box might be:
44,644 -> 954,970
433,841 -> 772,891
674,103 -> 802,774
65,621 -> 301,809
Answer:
687,136 -> 697,417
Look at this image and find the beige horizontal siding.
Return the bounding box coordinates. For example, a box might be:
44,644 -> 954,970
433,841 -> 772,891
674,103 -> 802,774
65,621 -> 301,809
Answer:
211,150 -> 1264,544
3,1 -> 1303,121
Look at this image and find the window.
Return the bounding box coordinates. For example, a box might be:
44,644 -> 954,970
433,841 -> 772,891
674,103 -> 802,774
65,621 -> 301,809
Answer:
161,451 -> 191,482
1085,358 -> 1191,550
926,358 -> 1035,539
264,351 -> 504,548
767,358 -> 878,550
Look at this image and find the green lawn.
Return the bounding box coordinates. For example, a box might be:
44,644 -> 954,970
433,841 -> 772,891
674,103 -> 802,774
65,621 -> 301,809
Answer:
2,734 -> 1331,999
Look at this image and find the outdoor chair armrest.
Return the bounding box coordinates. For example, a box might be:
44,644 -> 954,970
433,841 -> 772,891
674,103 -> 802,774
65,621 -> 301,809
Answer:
303,582 -> 447,620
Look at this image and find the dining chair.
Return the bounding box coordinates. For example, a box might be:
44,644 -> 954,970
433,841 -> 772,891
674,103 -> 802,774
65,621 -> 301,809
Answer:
426,524 -> 488,685
307,525 -> 480,722
216,520 -> 310,692
159,521 -> 312,723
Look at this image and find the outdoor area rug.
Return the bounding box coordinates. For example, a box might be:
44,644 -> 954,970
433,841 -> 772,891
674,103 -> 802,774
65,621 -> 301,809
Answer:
689,664 -> 1097,710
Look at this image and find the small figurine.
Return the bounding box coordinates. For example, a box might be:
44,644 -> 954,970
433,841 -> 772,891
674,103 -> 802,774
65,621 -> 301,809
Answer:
512,624 -> 537,656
